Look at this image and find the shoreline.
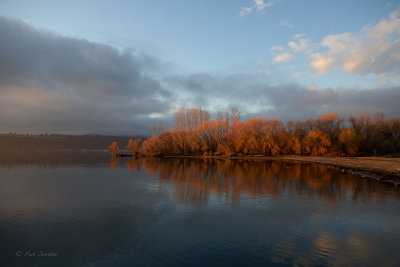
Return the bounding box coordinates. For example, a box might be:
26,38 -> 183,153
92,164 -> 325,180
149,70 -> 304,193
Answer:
278,156 -> 400,185
155,154 -> 400,185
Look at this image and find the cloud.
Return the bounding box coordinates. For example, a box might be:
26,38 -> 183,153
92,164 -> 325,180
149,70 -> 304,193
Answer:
280,19 -> 293,28
288,38 -> 314,53
293,33 -> 305,39
310,53 -> 334,75
292,72 -> 301,77
1,16 -> 399,136
253,84 -> 400,120
254,0 -> 269,10
0,17 -> 172,135
239,7 -> 253,17
258,69 -> 271,75
309,11 -> 400,76
270,45 -> 284,52
273,52 -> 293,63
240,0 -> 273,16
164,72 -> 400,120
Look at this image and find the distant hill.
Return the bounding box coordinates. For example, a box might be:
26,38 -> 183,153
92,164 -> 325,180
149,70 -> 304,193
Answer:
0,134 -> 145,151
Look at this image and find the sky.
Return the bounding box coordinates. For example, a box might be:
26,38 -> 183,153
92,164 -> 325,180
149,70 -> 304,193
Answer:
0,0 -> 399,135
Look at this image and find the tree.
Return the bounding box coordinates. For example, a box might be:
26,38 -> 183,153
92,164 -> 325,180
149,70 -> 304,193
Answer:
339,129 -> 359,155
130,107 -> 398,157
141,136 -> 161,156
109,141 -> 120,156
173,107 -> 210,131
304,130 -> 331,155
316,113 -> 344,150
126,138 -> 141,154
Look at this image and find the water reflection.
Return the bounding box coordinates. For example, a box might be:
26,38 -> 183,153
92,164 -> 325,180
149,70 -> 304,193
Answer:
109,157 -> 119,169
0,150 -> 110,166
119,157 -> 400,205
0,154 -> 399,266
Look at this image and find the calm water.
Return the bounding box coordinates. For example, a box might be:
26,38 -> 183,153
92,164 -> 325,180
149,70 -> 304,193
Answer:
1,151 -> 400,266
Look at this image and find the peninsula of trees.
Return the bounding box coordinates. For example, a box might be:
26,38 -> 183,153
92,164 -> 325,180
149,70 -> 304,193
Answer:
110,108 -> 400,157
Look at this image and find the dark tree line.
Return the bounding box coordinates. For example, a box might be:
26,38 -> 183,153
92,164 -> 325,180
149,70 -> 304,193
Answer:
0,134 -> 138,151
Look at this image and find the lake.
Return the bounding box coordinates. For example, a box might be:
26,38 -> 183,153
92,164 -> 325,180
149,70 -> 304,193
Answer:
1,151 -> 399,266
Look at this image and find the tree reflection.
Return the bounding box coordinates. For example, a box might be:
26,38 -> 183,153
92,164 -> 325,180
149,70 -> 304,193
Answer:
109,157 -> 119,169
120,158 -> 399,205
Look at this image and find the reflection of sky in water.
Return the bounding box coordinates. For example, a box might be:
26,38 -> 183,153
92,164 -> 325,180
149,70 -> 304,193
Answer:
0,153 -> 399,266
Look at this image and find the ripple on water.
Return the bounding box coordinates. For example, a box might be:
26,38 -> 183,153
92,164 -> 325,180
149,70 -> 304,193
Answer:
2,156 -> 400,266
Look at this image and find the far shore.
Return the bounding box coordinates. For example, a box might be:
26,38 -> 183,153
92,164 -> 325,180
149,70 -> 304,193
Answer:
126,154 -> 400,185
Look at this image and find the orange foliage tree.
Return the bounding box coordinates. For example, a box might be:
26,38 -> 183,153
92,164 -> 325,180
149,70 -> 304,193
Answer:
141,136 -> 161,156
126,138 -> 141,155
303,130 -> 331,156
111,108 -> 400,157
109,141 -> 120,156
339,129 -> 359,155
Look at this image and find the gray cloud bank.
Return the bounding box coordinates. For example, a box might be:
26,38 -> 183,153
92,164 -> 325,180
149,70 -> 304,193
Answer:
0,17 -> 171,135
0,17 -> 399,135
167,73 -> 400,121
